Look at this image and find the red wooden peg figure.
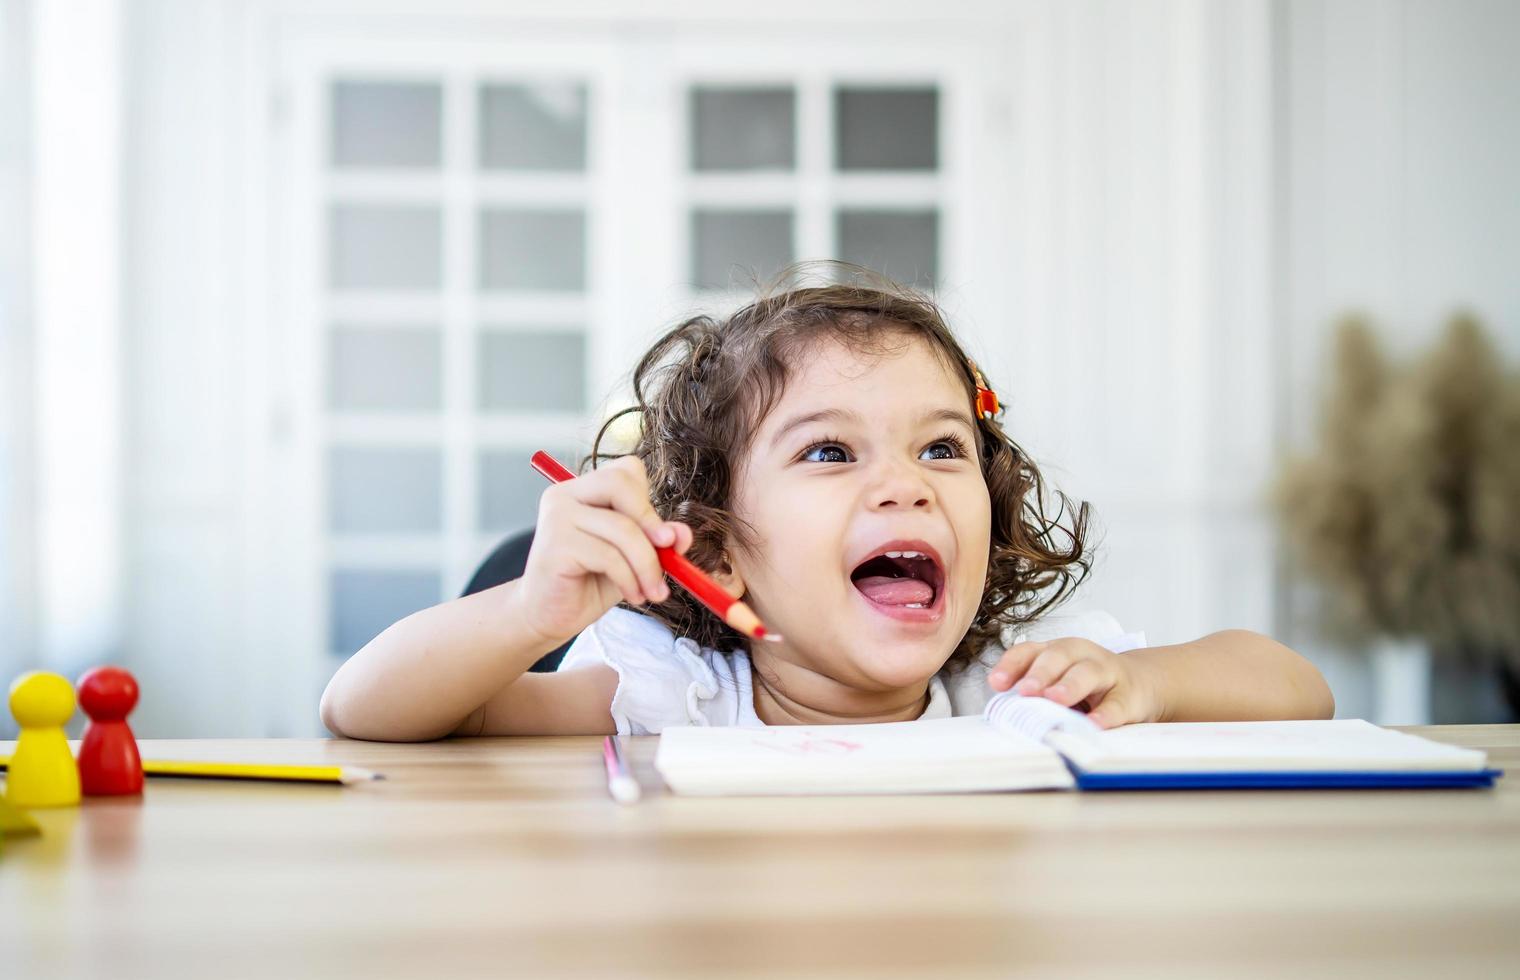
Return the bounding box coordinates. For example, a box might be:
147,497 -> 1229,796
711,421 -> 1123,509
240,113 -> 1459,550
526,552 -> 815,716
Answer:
76,666 -> 144,796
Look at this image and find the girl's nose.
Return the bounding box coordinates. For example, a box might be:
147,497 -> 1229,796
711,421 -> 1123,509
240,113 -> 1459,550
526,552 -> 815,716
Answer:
867,459 -> 936,511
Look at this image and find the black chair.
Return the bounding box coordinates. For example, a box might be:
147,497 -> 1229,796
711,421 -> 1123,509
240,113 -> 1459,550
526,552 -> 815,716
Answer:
461,528 -> 576,672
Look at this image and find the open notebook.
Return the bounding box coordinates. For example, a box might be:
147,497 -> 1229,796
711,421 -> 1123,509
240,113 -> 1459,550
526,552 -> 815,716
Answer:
654,692 -> 1501,796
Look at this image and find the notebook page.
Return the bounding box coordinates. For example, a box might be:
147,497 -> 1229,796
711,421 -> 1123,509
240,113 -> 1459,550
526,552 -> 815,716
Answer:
1048,719 -> 1490,774
655,716 -> 1074,796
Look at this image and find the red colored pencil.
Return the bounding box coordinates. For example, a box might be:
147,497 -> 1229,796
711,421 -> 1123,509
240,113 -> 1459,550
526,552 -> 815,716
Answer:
529,451 -> 781,643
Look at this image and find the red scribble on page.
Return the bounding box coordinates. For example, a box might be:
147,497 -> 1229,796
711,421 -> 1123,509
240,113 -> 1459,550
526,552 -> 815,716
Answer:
751,735 -> 866,756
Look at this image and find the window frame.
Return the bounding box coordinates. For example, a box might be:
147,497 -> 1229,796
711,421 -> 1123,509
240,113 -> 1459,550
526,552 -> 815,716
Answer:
264,25 -> 1014,732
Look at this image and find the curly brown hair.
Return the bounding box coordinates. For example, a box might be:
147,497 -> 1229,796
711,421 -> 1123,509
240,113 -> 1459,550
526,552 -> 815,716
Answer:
587,264 -> 1092,671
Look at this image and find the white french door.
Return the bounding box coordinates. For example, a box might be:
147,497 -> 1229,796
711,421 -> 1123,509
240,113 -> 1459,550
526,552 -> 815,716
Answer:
260,26 -> 1011,733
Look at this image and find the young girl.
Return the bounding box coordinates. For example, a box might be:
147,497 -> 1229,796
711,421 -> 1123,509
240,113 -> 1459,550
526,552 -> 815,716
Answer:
320,270 -> 1334,742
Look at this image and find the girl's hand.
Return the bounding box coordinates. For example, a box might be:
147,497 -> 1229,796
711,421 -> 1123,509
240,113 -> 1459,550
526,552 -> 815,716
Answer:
986,637 -> 1163,729
515,456 -> 693,647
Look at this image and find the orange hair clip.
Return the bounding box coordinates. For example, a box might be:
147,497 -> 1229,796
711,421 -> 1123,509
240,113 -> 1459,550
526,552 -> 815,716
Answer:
968,359 -> 1001,420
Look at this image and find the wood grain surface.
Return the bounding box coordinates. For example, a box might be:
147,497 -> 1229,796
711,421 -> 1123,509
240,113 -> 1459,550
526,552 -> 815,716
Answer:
3,727 -> 1518,979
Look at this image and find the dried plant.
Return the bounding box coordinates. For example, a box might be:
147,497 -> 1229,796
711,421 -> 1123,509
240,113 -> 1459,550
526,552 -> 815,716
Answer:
1274,314 -> 1520,671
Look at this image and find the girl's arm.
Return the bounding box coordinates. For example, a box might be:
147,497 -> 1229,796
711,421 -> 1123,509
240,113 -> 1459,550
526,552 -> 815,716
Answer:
319,580 -> 618,741
988,630 -> 1335,728
1121,630 -> 1335,723
320,456 -> 691,742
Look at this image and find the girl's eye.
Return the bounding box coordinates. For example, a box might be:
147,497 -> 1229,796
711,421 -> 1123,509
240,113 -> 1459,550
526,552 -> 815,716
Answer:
801,442 -> 852,464
799,433 -> 970,464
920,434 -> 971,461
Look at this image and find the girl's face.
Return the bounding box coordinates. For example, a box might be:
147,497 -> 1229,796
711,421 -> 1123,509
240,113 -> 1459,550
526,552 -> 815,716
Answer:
727,333 -> 993,691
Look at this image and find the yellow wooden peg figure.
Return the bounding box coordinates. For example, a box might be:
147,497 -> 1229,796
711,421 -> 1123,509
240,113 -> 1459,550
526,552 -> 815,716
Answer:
5,671 -> 81,808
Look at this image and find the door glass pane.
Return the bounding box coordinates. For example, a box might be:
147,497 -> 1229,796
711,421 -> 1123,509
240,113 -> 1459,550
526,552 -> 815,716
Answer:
479,82 -> 587,171
478,208 -> 586,291
834,86 -> 938,171
836,209 -> 938,286
328,446 -> 442,533
329,327 -> 442,412
478,331 -> 586,413
691,209 -> 794,290
479,448 -> 579,533
329,205 -> 442,290
691,87 -> 796,171
330,568 -> 441,656
331,80 -> 442,169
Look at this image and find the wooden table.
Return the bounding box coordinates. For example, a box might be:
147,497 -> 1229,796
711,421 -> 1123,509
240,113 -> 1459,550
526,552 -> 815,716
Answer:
3,727 -> 1519,979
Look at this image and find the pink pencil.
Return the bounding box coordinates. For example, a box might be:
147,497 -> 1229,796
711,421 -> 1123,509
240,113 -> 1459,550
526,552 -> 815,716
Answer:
602,735 -> 640,805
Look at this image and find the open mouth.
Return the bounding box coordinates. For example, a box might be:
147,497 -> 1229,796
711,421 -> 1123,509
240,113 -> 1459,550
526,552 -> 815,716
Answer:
849,544 -> 945,612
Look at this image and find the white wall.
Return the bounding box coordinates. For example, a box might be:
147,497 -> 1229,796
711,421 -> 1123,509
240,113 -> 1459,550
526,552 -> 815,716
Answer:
989,0 -> 1279,659
30,0 -> 1514,734
0,0 -> 38,707
1280,0 -> 1520,719
119,0 -> 266,736
112,0 -> 1286,735
3,0 -> 131,742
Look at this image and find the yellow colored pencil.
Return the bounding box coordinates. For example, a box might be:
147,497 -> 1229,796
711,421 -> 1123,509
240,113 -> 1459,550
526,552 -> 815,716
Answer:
138,759 -> 380,784
0,755 -> 380,785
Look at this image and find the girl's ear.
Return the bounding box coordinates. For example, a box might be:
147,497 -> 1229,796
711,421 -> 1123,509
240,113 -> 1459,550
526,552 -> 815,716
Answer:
709,550 -> 748,600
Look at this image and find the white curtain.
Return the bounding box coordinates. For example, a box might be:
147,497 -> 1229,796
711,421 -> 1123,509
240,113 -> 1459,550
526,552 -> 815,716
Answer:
0,0 -> 126,709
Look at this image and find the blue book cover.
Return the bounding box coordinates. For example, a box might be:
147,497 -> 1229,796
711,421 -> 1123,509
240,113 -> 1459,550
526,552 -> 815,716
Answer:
1069,765 -> 1503,791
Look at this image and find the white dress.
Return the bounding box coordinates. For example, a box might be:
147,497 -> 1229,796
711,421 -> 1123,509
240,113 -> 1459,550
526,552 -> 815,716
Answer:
557,606 -> 1148,736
